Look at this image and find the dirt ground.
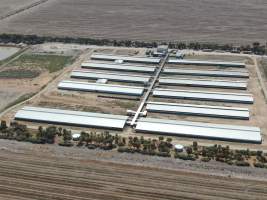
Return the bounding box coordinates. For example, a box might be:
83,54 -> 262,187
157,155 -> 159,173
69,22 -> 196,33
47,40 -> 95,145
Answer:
0,71 -> 52,112
0,139 -> 267,200
0,0 -> 39,18
0,44 -> 81,113
0,0 -> 267,44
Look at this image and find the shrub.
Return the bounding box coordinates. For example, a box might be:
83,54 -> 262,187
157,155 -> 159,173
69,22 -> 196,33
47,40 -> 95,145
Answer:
254,162 -> 265,168
118,147 -> 128,153
175,153 -> 196,161
201,157 -> 211,162
58,141 -> 73,147
235,161 -> 250,167
226,160 -> 234,165
88,144 -> 97,149
156,152 -> 171,157
117,147 -> 135,153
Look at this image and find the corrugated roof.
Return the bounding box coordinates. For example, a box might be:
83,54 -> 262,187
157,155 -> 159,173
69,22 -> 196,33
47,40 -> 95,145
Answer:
168,59 -> 246,67
153,88 -> 253,104
71,70 -> 150,84
135,118 -> 261,143
58,80 -> 145,96
159,77 -> 247,89
163,68 -> 249,78
91,53 -> 161,64
146,101 -> 249,119
15,106 -> 128,129
81,62 -> 156,73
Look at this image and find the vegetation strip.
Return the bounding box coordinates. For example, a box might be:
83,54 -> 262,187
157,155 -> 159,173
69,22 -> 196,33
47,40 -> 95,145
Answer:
0,121 -> 266,169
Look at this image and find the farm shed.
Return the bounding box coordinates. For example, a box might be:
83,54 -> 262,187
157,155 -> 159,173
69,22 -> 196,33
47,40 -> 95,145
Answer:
15,106 -> 128,129
153,88 -> 254,104
158,77 -> 247,90
81,62 -> 156,73
135,118 -> 262,143
163,68 -> 249,78
146,101 -> 250,119
58,80 -> 145,96
71,70 -> 150,84
91,53 -> 161,64
168,59 -> 246,68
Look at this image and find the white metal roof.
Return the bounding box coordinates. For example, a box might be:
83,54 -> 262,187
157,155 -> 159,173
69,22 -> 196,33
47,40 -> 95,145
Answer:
159,77 -> 247,89
91,53 -> 161,64
163,68 -> 249,78
146,101 -> 249,119
153,88 -> 253,104
15,106 -> 128,129
58,80 -> 144,96
81,62 -> 156,73
168,59 -> 246,68
71,70 -> 150,84
135,118 -> 262,143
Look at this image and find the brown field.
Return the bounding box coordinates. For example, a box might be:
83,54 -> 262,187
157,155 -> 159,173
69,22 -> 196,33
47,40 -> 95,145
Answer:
0,0 -> 41,18
0,140 -> 267,200
0,45 -> 77,112
0,0 -> 267,44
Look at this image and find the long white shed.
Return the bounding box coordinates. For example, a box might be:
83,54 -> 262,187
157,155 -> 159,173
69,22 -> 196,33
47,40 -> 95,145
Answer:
135,118 -> 262,143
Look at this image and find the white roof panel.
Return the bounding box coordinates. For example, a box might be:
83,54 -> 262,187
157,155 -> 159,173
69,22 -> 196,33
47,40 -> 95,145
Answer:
136,118 -> 262,143
91,53 -> 161,64
58,80 -> 144,96
146,101 -> 249,119
153,88 -> 253,104
159,77 -> 247,89
81,62 -> 156,73
163,68 -> 249,78
15,106 -> 128,129
168,59 -> 246,68
71,70 -> 150,84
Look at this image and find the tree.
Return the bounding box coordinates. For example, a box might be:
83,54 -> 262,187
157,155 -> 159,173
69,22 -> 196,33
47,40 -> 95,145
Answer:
0,120 -> 7,130
63,129 -> 72,143
193,141 -> 198,151
159,136 -> 164,141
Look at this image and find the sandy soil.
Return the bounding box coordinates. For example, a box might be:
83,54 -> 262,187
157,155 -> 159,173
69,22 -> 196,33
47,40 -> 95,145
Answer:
0,0 -> 267,44
0,72 -> 52,112
0,139 -> 267,200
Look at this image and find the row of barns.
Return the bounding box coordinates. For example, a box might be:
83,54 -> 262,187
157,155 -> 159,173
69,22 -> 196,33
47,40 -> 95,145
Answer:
14,52 -> 262,144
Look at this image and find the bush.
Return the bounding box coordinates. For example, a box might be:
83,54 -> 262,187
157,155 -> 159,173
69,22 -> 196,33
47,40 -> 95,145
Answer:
58,142 -> 73,147
201,157 -> 211,162
117,147 -> 135,153
226,160 -> 234,165
175,153 -> 196,161
254,162 -> 265,168
156,152 -> 171,157
87,144 -> 97,149
235,161 -> 250,167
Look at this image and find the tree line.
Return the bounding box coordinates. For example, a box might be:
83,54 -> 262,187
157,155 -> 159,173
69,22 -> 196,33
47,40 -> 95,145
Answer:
0,33 -> 266,55
0,120 -> 267,168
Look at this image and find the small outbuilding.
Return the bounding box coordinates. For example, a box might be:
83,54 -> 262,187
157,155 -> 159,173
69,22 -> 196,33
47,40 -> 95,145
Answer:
174,144 -> 184,152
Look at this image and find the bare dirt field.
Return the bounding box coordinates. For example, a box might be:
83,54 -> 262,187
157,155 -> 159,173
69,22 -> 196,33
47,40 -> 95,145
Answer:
0,0 -> 41,18
0,46 -> 76,112
0,0 -> 267,44
0,140 -> 267,200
